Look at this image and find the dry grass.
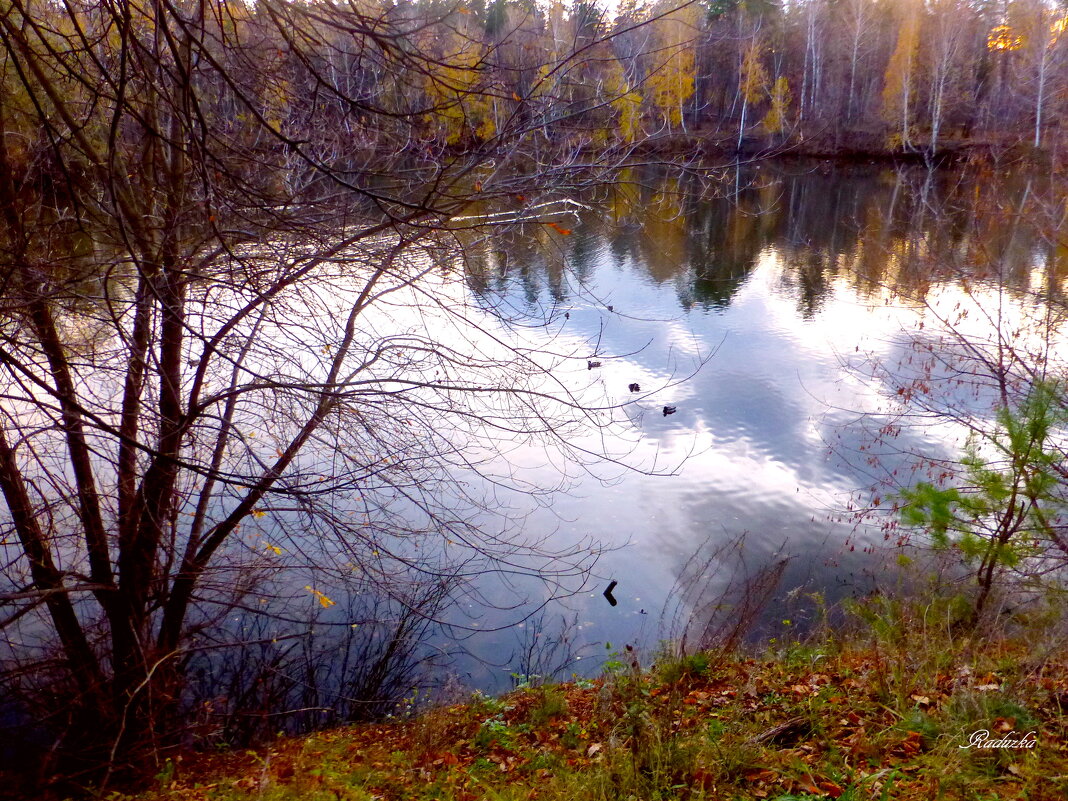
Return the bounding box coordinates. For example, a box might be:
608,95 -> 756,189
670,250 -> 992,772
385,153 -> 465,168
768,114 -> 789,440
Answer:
107,594 -> 1068,801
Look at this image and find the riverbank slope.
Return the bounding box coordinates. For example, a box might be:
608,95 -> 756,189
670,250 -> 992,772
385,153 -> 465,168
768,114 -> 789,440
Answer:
112,613 -> 1068,801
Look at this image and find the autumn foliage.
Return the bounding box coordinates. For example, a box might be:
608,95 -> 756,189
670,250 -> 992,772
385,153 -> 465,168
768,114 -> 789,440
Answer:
108,603 -> 1068,801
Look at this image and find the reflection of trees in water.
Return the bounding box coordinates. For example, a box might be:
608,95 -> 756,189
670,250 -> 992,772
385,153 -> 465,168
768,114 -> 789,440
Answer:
183,585 -> 452,744
836,172 -> 1068,627
464,225 -> 573,305
469,164 -> 1064,317
462,165 -> 1068,655
662,533 -> 790,658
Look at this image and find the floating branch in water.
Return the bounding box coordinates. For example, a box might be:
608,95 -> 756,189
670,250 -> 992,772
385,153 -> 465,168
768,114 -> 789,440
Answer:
603,580 -> 618,606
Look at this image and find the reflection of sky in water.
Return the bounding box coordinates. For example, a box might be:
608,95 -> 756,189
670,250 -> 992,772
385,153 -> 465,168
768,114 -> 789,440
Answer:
453,164 -> 1067,689
5,165 -> 1063,704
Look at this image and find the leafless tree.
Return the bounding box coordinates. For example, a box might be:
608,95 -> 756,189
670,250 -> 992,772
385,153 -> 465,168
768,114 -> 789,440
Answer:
0,0 -> 682,783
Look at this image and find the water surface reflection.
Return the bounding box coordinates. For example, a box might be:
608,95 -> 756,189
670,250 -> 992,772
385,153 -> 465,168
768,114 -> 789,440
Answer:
457,162 -> 1064,687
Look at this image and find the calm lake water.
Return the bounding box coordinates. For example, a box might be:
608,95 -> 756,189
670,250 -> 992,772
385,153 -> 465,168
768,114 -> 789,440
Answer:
7,161 -> 1056,731
442,160 -> 1063,690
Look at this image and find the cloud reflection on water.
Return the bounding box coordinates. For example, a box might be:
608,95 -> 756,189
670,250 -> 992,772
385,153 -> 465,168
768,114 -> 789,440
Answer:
454,163 -> 1065,687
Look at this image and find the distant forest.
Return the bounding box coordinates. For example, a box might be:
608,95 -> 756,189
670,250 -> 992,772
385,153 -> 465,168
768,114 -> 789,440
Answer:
5,0 -> 1067,173
419,0 -> 1068,154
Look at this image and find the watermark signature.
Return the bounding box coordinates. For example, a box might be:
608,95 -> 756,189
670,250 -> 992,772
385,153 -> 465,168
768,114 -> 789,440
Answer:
959,730 -> 1038,749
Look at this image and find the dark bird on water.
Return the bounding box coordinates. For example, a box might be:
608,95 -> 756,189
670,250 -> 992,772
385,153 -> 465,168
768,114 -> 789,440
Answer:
603,580 -> 618,606
587,360 -> 602,370
628,383 -> 641,393
607,305 -> 614,312
663,405 -> 677,416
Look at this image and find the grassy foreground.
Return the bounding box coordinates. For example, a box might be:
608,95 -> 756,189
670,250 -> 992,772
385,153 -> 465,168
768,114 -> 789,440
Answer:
122,608 -> 1068,801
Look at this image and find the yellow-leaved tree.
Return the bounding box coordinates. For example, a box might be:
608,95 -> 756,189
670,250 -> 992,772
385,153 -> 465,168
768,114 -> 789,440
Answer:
602,54 -> 644,142
645,0 -> 698,132
737,34 -> 769,148
424,30 -> 497,146
881,3 -> 922,148
762,75 -> 791,134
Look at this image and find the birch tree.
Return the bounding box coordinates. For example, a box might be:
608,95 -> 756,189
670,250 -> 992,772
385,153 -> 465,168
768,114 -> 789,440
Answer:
646,0 -> 699,133
1027,7 -> 1068,148
926,0 -> 967,154
738,32 -> 770,148
882,2 -> 922,148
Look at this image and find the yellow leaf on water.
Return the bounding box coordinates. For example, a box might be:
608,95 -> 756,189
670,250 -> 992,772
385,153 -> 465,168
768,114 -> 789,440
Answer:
305,586 -> 336,608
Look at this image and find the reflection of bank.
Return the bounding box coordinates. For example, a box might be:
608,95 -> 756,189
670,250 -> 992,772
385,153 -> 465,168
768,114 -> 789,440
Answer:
180,579 -> 455,742
660,530 -> 888,656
